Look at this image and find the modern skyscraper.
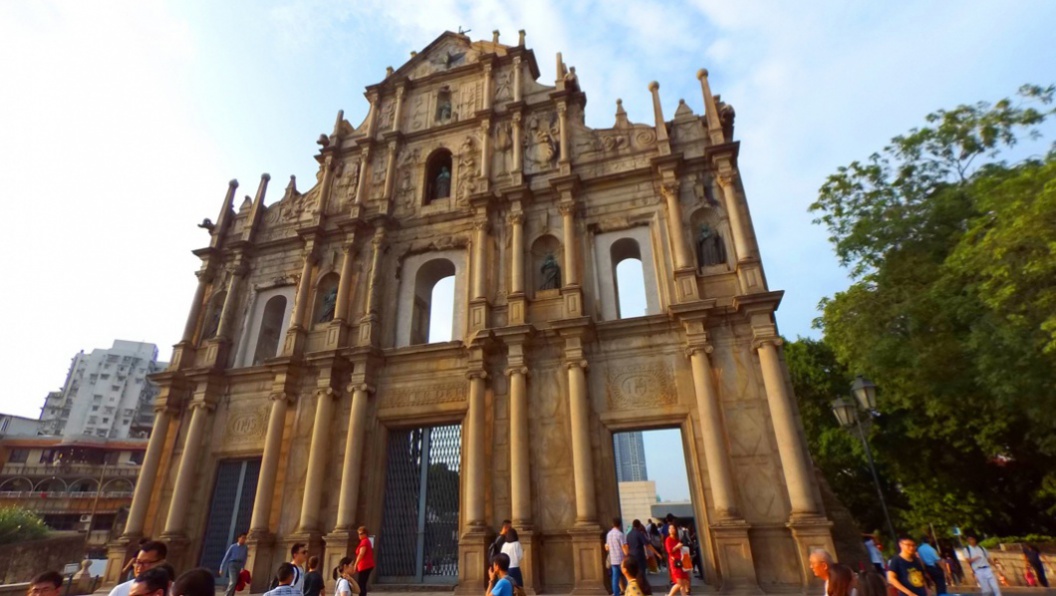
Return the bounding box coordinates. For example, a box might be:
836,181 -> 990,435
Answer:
39,340 -> 164,440
614,432 -> 648,482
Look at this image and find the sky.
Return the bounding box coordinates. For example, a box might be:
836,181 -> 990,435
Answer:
1,0 -> 1054,447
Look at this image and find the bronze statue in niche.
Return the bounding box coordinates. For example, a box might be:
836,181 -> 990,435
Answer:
317,286 -> 338,323
540,253 -> 561,290
434,165 -> 451,199
697,225 -> 727,268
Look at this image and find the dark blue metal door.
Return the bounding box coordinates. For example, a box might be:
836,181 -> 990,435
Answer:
199,458 -> 262,569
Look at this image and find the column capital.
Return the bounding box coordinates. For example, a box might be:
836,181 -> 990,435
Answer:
507,212 -> 525,226
188,400 -> 216,413
346,382 -> 376,395
512,110 -> 523,123
558,201 -> 576,217
315,387 -> 340,401
504,366 -> 529,377
195,267 -> 216,283
752,334 -> 783,351
685,343 -> 714,358
225,261 -> 250,277
371,227 -> 387,247
565,359 -> 588,371
472,219 -> 489,233
556,102 -> 568,115
466,370 -> 488,381
269,392 -> 293,405
152,402 -> 180,416
716,168 -> 740,189
660,180 -> 680,201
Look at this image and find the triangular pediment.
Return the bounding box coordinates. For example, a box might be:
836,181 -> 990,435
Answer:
388,31 -> 506,83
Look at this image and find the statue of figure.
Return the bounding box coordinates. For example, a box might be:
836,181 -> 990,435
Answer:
437,96 -> 452,121
434,165 -> 451,199
540,253 -> 561,290
316,286 -> 338,323
564,66 -> 580,92
697,225 -> 727,268
202,303 -> 222,339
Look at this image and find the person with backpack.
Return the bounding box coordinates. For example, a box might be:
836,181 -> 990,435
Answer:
961,534 -> 1002,596
486,553 -> 520,596
263,564 -> 298,596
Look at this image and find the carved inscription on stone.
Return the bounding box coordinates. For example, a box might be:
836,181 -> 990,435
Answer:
606,361 -> 677,409
383,381 -> 465,408
224,404 -> 269,447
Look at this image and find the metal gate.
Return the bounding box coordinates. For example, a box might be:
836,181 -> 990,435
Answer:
378,425 -> 462,583
198,458 -> 261,570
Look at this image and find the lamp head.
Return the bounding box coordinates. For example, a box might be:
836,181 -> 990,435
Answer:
851,375 -> 878,410
831,397 -> 856,428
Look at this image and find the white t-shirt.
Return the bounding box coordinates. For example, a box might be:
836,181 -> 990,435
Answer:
960,545 -> 991,571
108,580 -> 132,596
290,565 -> 304,593
501,540 -> 524,568
336,577 -> 353,596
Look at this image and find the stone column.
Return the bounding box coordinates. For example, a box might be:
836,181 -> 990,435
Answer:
687,346 -> 738,518
383,141 -> 398,200
391,86 -> 405,133
509,213 -> 525,294
661,182 -> 692,270
297,388 -> 338,533
507,366 -> 531,524
566,360 -> 596,524
557,103 -> 569,165
716,171 -> 753,262
465,371 -> 487,527
472,220 -> 488,300
511,112 -> 523,174
483,63 -> 493,110
334,383 -> 371,530
756,339 -> 818,515
334,243 -> 356,322
559,202 -> 579,286
285,247 -> 316,355
181,270 -> 212,343
249,393 -> 292,534
513,57 -> 522,102
354,148 -> 371,205
480,120 -> 491,181
216,266 -> 245,340
123,406 -> 171,537
162,401 -> 213,536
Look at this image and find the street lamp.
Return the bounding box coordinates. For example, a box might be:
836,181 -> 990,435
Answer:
831,376 -> 897,543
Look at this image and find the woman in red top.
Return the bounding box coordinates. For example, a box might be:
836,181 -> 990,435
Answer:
665,525 -> 689,596
354,526 -> 376,596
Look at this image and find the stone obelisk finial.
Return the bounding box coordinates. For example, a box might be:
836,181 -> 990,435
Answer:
697,69 -> 725,145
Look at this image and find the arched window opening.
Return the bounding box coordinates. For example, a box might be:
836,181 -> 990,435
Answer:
424,150 -> 453,204
411,258 -> 457,345
530,234 -> 564,295
313,272 -> 340,326
201,291 -> 226,340
611,238 -> 647,319
253,295 -> 287,365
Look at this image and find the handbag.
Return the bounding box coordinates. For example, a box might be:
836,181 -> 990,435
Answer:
681,547 -> 692,571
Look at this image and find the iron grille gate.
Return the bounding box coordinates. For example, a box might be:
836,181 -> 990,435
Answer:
378,424 -> 462,583
199,458 -> 261,571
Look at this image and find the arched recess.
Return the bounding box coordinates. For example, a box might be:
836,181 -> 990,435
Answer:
529,234 -> 564,297
235,286 -> 296,367
611,238 -> 647,319
424,149 -> 453,205
396,249 -> 469,348
593,227 -> 662,320
102,478 -> 134,493
689,207 -> 733,272
312,272 -> 341,327
0,477 -> 33,492
200,290 -> 226,340
35,477 -> 67,492
69,478 -> 99,492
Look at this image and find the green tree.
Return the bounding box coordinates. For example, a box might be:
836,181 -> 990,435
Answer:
0,506 -> 48,545
808,85 -> 1056,536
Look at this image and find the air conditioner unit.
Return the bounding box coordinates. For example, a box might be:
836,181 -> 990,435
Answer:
79,514 -> 92,523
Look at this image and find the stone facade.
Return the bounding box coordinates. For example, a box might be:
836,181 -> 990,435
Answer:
106,30 -> 835,594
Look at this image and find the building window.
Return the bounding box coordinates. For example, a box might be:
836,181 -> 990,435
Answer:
594,227 -> 662,320
8,449 -> 29,463
611,238 -> 647,319
252,295 -> 288,365
91,406 -> 99,412
129,451 -> 144,464
424,149 -> 453,204
410,258 -> 456,345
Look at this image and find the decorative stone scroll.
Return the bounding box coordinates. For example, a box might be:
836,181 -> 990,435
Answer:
382,381 -> 466,408
605,361 -> 677,409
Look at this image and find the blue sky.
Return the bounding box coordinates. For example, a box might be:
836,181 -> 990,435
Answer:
1,0 -> 1054,451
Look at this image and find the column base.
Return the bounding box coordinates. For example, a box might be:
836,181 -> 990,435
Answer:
246,531 -> 279,593
157,533 -> 193,571
673,267 -> 701,302
561,286 -> 583,318
469,298 -> 490,333
517,526 -> 539,595
569,525 -> 606,595
508,294 -> 527,325
454,525 -> 490,595
103,535 -> 138,586
735,259 -> 766,295
323,530 -> 356,594
325,319 -> 351,349
710,519 -> 762,594
169,341 -> 196,371
283,326 -> 308,357
787,514 -> 835,588
202,338 -> 232,370
358,314 -> 380,347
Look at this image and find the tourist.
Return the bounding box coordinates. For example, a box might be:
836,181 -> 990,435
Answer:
121,538 -> 151,581
486,553 -> 514,596
939,542 -> 964,586
286,543 -> 307,593
857,569 -> 887,596
27,571 -> 63,596
354,526 -> 375,596
809,549 -> 834,595
621,558 -> 645,596
887,537 -> 928,596
605,517 -> 628,596
500,527 -> 524,587
1022,544 -> 1049,588
219,533 -> 249,596
303,556 -> 325,596
917,537 -> 947,595
648,523 -> 666,571
110,540 -> 168,596
827,564 -> 855,596
625,519 -> 654,595
129,568 -> 171,596
263,563 -> 298,596
332,556 -> 358,596
489,520 -> 511,570
961,534 -> 1002,596
172,568 -> 216,596
664,524 -> 689,596
864,535 -> 885,573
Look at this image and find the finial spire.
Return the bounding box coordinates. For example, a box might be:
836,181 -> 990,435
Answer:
697,69 -> 724,144
493,30 -> 500,44
518,29 -> 526,47
648,81 -> 670,153
614,98 -> 629,128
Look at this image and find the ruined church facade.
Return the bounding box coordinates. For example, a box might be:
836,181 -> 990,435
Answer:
106,31 -> 835,593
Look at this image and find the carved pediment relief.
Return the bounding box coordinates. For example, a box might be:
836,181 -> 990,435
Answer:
396,34 -> 481,81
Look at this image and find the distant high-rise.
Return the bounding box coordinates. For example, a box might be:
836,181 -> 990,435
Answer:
39,340 -> 165,439
614,432 -> 648,482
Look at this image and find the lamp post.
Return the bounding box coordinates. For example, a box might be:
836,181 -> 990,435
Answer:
832,375 -> 897,543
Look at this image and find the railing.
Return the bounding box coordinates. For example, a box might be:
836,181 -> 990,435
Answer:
0,463 -> 141,477
0,491 -> 134,499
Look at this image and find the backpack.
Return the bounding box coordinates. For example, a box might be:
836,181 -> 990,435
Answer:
505,576 -> 525,596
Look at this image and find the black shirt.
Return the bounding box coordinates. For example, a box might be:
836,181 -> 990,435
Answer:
302,570 -> 324,596
626,528 -> 648,560
888,555 -> 928,596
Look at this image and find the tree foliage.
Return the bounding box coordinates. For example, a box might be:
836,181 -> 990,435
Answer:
803,85 -> 1056,537
0,506 -> 48,545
